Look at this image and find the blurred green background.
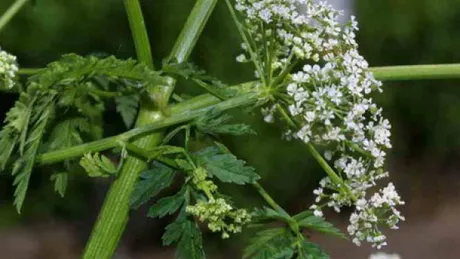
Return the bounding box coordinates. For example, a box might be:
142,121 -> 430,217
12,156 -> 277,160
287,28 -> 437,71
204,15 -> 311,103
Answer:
1,0 -> 460,258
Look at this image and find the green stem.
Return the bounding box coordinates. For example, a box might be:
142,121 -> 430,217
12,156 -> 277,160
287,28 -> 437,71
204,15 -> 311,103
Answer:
252,182 -> 288,216
252,182 -> 300,235
82,0 -> 218,258
36,91 -> 258,166
370,64 -> 460,81
82,0 -> 159,257
17,68 -> 42,75
0,0 -> 30,33
167,0 -> 218,64
124,0 -> 154,69
15,63 -> 460,82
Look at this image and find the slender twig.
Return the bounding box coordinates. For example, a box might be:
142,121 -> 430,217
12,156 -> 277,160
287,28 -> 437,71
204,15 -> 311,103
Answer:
0,0 -> 31,33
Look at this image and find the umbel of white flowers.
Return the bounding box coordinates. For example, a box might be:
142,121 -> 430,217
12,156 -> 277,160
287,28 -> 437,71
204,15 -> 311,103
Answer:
0,48 -> 18,89
234,0 -> 404,249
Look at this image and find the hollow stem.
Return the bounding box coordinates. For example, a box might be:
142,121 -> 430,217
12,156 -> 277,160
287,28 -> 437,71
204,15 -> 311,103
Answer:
82,0 -> 218,258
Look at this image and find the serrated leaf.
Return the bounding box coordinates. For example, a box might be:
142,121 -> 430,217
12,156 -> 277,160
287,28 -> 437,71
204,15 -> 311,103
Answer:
12,93 -> 55,213
162,61 -> 235,99
50,172 -> 68,198
46,118 -> 90,151
32,54 -> 166,89
130,164 -> 176,209
148,188 -> 185,218
296,214 -> 345,239
163,219 -> 185,246
297,241 -> 330,259
195,146 -> 260,185
253,207 -> 292,223
244,228 -> 294,259
195,109 -> 256,136
79,152 -> 117,178
0,92 -> 36,170
115,95 -> 139,128
176,220 -> 206,259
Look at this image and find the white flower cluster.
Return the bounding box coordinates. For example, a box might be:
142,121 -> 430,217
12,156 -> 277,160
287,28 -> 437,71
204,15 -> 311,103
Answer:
234,0 -> 404,249
0,49 -> 18,89
369,252 -> 402,259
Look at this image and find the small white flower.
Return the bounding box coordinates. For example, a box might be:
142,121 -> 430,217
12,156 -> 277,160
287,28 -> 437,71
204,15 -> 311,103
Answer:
236,54 -> 247,63
0,48 -> 18,89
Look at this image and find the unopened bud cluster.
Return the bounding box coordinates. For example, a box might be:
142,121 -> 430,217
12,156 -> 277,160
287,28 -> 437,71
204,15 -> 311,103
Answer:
0,49 -> 18,89
186,167 -> 251,239
234,0 -> 404,249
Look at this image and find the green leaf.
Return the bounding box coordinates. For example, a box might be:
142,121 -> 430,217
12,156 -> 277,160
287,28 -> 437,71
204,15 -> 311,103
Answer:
79,152 -> 117,178
115,95 -> 139,129
195,146 -> 260,185
12,93 -> 55,213
297,241 -> 330,259
130,164 -> 176,209
0,92 -> 37,170
195,109 -> 256,136
163,218 -> 185,246
253,207 -> 292,223
31,54 -> 166,90
244,228 -> 294,259
46,118 -> 90,151
162,61 -> 235,99
296,213 -> 345,239
50,172 -> 68,198
176,219 -> 206,259
148,187 -> 185,218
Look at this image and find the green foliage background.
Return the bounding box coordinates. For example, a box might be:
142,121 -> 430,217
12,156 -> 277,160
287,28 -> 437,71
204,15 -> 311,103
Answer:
1,0 -> 460,256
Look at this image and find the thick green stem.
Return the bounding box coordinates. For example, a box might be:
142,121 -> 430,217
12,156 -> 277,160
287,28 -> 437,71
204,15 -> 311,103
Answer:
82,0 -> 218,258
370,64 -> 460,81
0,0 -> 30,33
82,0 -> 160,258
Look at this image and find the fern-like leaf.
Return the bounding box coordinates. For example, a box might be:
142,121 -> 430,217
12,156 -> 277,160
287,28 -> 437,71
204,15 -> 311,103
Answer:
116,95 -> 139,129
12,93 -> 56,213
31,54 -> 166,89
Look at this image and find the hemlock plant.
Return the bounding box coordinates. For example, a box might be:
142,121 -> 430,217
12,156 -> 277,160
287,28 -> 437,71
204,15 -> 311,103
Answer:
0,0 -> 459,258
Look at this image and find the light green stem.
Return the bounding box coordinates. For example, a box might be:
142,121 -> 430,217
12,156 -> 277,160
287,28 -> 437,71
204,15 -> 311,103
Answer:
370,64 -> 460,81
82,0 -> 161,257
167,0 -> 218,64
35,91 -> 258,166
17,68 -> 42,75
82,0 -> 218,258
0,0 -> 30,32
15,63 -> 460,81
